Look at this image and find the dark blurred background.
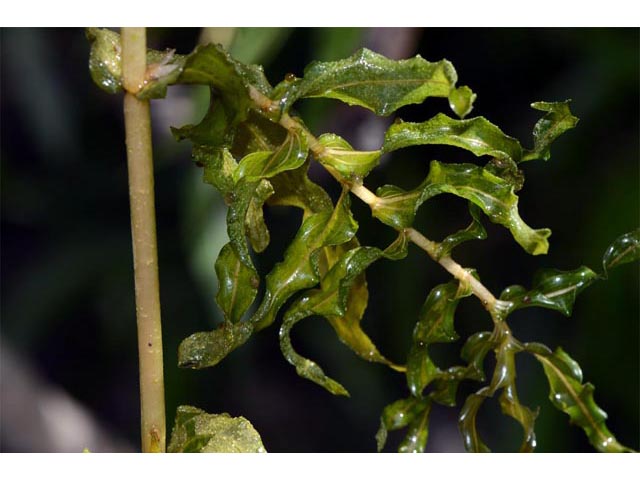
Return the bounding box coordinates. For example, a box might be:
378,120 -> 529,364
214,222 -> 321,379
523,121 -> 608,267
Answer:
1,27 -> 638,453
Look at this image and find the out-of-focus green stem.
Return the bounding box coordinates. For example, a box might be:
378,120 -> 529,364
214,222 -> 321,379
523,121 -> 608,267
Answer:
121,27 -> 166,453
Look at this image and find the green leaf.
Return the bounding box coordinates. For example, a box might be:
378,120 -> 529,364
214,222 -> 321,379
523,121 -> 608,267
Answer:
234,127 -> 309,182
448,85 -> 477,119
137,48 -> 186,100
522,100 -> 579,162
602,228 -> 640,277
383,113 -> 523,162
398,401 -> 432,453
373,161 -> 551,255
376,397 -> 430,452
407,280 -> 473,396
273,48 -> 458,116
245,180 -> 274,253
435,203 -> 487,259
178,322 -> 254,369
498,385 -> 538,453
86,28 -> 124,94
458,387 -> 491,452
317,134 -> 381,179
191,147 -> 238,199
168,405 -> 266,453
215,243 -> 259,324
172,98 -> 236,150
499,266 -> 599,317
460,331 -> 496,381
229,27 -> 292,65
528,344 -> 632,453
251,190 -> 358,331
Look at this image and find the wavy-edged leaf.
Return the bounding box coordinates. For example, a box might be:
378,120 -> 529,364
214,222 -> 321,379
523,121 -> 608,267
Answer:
460,331 -> 496,381
448,85 -> 477,119
383,113 -> 523,162
272,48 -> 458,116
527,343 -> 632,452
376,396 -> 430,452
458,387 -> 491,452
498,385 -> 538,452
172,95 -> 236,149
373,161 -> 550,255
251,190 -> 358,331
500,266 -> 598,317
522,100 -> 579,162
267,160 -> 333,217
178,321 -> 254,369
317,133 -> 381,179
234,128 -> 309,182
435,203 -> 487,259
398,401 -> 432,453
215,243 -> 259,324
191,146 -> 237,200
602,228 -> 640,277
168,405 -> 266,453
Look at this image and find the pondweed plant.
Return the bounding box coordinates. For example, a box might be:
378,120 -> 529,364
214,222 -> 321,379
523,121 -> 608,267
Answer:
88,27 -> 638,453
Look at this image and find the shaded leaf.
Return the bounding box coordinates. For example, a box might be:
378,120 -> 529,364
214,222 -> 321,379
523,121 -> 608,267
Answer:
234,128 -> 309,182
522,100 -> 579,162
458,387 -> 491,452
178,322 -> 253,369
172,95 -> 235,149
376,397 -> 430,452
317,133 -> 381,179
193,146 -> 238,199
398,401 -> 432,453
448,85 -> 476,119
435,203 -> 487,259
168,405 -> 266,453
602,228 -> 640,277
383,113 -> 522,162
498,385 -> 538,452
500,266 -> 598,317
267,160 -> 333,217
528,344 -> 632,452
229,27 -> 292,65
460,331 -> 496,381
215,243 -> 259,324
273,48 -> 458,116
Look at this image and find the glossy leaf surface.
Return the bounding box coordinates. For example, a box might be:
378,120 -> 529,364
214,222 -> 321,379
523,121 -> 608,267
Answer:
435,203 -> 487,259
168,406 -> 266,453
273,48 -> 458,116
215,243 -> 259,324
376,397 -> 431,452
528,344 -> 632,452
178,322 -> 253,369
500,266 -> 598,317
383,113 -> 523,162
267,160 -> 333,217
602,228 -> 640,276
448,85 -> 476,119
317,134 -> 381,179
522,100 -> 578,162
458,387 -> 491,452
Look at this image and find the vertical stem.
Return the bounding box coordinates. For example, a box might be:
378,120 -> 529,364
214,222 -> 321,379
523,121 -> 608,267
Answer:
121,27 -> 166,453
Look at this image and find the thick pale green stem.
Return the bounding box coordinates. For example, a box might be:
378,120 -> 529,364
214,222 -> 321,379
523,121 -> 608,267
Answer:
122,27 -> 166,453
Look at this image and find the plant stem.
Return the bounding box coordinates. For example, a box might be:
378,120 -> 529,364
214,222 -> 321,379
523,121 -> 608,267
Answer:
122,27 -> 166,453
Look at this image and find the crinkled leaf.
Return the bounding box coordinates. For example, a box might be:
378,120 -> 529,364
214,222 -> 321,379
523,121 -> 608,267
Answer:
435,203 -> 487,259
317,134 -> 381,179
215,243 -> 259,324
376,396 -> 430,452
251,191 -> 358,331
448,85 -> 477,119
383,113 -> 523,162
245,180 -> 274,252
178,322 -> 253,369
267,160 -> 333,217
500,266 -> 598,317
602,228 -> 640,277
234,128 -> 309,182
528,344 -> 632,453
191,147 -> 237,199
522,100 -> 579,162
168,405 -> 266,453
485,156 -> 525,192
373,161 -> 550,255
458,387 -> 491,452
272,48 -> 458,116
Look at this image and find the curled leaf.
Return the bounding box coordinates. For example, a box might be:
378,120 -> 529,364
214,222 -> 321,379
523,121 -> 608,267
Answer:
448,85 -> 477,119
522,100 -> 579,162
168,405 -> 266,453
602,228 -> 640,277
178,322 -> 253,369
435,203 -> 487,259
215,243 -> 259,324
376,397 -> 431,452
317,133 -> 381,179
458,387 -> 491,452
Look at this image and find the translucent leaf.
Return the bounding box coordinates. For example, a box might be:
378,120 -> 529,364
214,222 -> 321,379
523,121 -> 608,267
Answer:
448,85 -> 477,119
435,203 -> 487,259
602,228 -> 640,277
522,100 -> 579,162
178,322 -> 253,369
272,48 -> 458,116
234,128 -> 309,182
373,161 -> 550,255
168,406 -> 266,453
250,191 -> 358,331
458,387 -> 491,452
215,243 -> 259,324
376,397 -> 430,452
383,113 -> 523,162
500,266 -> 598,317
317,133 -> 381,179
528,344 -> 632,453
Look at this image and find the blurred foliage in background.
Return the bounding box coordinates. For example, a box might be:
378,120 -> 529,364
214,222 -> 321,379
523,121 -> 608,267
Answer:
1,27 -> 638,452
